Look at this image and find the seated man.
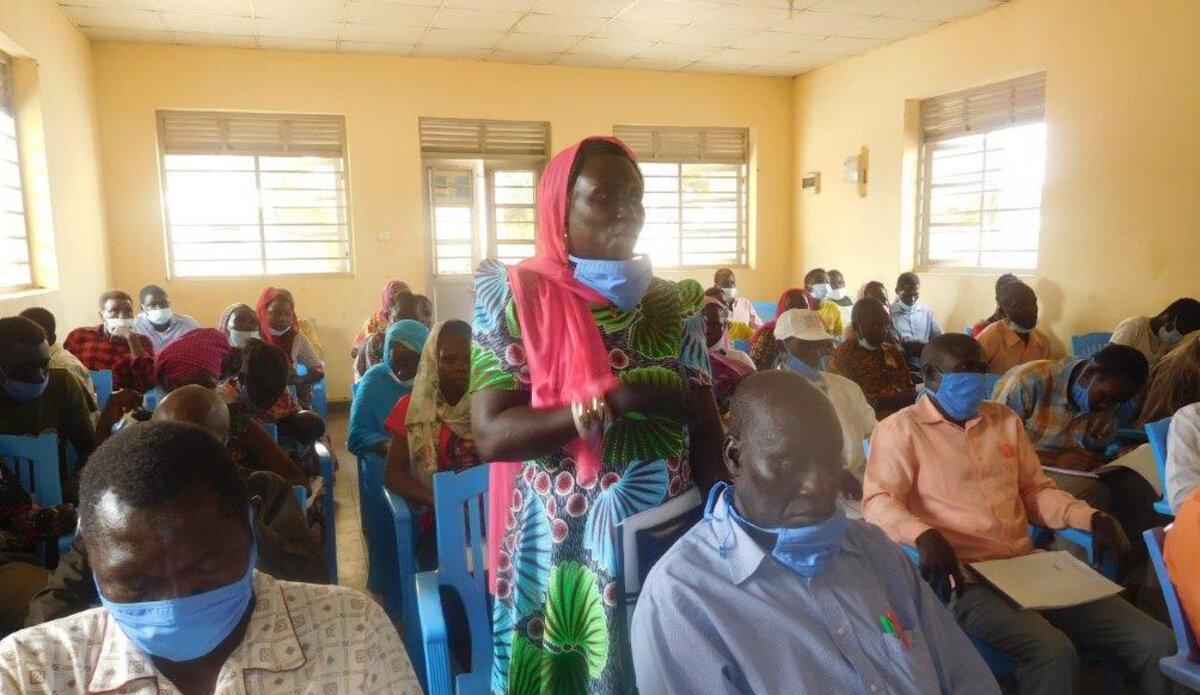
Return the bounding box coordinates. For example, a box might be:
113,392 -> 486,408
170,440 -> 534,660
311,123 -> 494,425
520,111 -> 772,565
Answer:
968,274 -> 1020,338
1112,297 -> 1200,367
992,345 -> 1157,535
975,281 -> 1051,374
64,290 -> 155,392
25,387 -> 326,626
2,421 -> 418,693
631,370 -> 999,695
864,334 -> 1174,695
828,268 -> 854,328
133,284 -> 200,352
830,297 -> 918,419
18,307 -> 96,408
774,309 -> 876,514
1165,484 -> 1200,645
804,267 -> 844,337
714,266 -> 762,330
1166,402 -> 1200,512
891,272 -> 943,366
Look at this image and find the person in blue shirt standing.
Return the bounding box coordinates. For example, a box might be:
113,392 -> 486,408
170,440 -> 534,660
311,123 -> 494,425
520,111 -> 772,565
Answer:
630,370 -> 999,695
891,272 -> 942,368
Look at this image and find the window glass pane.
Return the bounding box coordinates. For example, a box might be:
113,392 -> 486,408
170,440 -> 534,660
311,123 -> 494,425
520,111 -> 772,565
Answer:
0,57 -> 32,292
634,161 -> 744,269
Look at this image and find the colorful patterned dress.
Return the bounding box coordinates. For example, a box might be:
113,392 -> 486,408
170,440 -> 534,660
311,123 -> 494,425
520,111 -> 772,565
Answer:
471,260 -> 710,695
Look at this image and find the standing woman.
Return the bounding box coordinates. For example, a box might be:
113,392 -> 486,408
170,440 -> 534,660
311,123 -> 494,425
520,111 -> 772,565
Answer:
257,287 -> 325,406
471,137 -> 723,695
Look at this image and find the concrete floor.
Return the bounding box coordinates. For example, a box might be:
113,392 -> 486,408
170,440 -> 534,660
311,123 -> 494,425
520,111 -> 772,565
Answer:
325,408 -> 369,595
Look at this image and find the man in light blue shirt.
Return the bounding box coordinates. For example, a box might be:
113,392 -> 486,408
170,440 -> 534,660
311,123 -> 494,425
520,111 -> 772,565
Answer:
891,272 -> 942,368
631,370 -> 998,695
133,284 -> 200,352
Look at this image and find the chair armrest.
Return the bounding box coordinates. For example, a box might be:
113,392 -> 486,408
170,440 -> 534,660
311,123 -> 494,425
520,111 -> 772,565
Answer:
1115,427 -> 1148,443
416,571 -> 452,695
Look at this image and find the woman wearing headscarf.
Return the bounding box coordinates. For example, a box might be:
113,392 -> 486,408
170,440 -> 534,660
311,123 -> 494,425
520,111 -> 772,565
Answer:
470,137 -> 724,695
354,290 -> 421,382
352,280 -> 411,359
749,287 -> 816,370
256,287 -> 325,407
349,319 -> 429,457
702,296 -> 755,415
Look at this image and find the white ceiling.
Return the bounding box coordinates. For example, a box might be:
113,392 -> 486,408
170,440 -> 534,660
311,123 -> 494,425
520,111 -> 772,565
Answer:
55,0 -> 1004,77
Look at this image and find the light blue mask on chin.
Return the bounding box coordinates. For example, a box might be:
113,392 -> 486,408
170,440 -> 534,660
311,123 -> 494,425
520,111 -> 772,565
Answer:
98,522 -> 258,662
569,254 -> 653,313
782,353 -> 822,382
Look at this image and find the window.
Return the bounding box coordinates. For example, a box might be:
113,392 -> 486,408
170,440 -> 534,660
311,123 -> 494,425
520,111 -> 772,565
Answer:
917,73 -> 1047,271
614,125 -> 749,269
421,118 -> 548,276
157,111 -> 352,278
0,53 -> 32,292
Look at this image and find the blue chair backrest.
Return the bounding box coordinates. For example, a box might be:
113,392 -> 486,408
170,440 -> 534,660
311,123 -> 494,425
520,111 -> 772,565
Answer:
292,485 -> 307,511
316,442 -> 338,584
0,433 -> 70,564
91,369 -> 113,409
294,363 -> 329,419
430,465 -> 491,694
143,387 -> 165,413
1146,417 -> 1173,515
753,300 -> 776,322
616,488 -> 703,633
1071,332 -> 1112,357
261,422 -> 279,441
732,339 -> 751,353
1144,527 -> 1200,662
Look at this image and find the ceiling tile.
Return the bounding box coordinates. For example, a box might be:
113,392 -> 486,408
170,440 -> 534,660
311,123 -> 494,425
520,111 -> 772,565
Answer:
339,40 -> 415,53
174,31 -> 258,47
809,0 -> 895,16
161,12 -> 254,34
772,9 -> 865,33
497,31 -> 582,51
444,0 -> 538,10
803,34 -> 883,53
254,0 -> 345,22
845,15 -> 938,39
704,47 -> 799,65
410,45 -> 492,58
731,29 -> 822,50
633,41 -> 718,60
531,0 -> 635,17
555,53 -> 623,67
720,0 -> 818,9
570,37 -> 655,57
693,5 -> 790,30
618,0 -> 717,24
339,23 -> 426,43
57,0 -> 155,10
592,18 -> 680,41
878,0 -> 999,22
487,48 -> 560,64
420,28 -> 504,47
661,23 -> 759,47
432,7 -> 523,31
622,56 -> 689,71
82,26 -> 173,42
254,18 -> 343,39
745,63 -> 803,76
514,13 -> 604,34
346,2 -> 438,26
155,0 -> 251,13
690,59 -> 755,73
62,6 -> 165,30
258,37 -> 338,51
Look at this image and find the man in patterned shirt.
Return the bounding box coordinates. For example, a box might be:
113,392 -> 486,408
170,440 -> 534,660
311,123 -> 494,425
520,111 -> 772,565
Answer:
64,289 -> 155,392
0,421 -> 419,695
829,298 -> 918,419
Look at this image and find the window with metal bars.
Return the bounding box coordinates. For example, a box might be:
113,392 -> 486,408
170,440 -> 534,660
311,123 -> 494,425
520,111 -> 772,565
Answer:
615,125 -> 749,269
156,111 -> 352,278
0,54 -> 32,293
917,74 -> 1046,272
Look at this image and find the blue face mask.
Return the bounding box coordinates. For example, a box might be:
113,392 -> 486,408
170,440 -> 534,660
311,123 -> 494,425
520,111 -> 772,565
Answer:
569,254 -> 653,313
0,371 -> 49,402
782,353 -> 821,381
98,531 -> 257,662
931,370 -> 987,421
707,483 -> 847,579
1072,365 -> 1094,414
1158,326 -> 1183,345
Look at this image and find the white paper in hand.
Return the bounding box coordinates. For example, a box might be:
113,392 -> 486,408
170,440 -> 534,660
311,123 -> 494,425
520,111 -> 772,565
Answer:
969,551 -> 1123,611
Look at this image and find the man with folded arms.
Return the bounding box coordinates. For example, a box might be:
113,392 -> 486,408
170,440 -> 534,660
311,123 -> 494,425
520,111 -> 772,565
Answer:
864,334 -> 1174,695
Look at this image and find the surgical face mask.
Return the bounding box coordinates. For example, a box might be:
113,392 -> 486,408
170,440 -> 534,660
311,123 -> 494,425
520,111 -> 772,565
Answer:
569,254 -> 654,313
710,484 -> 847,579
722,286 -> 738,301
228,329 -> 261,348
1158,326 -> 1183,345
268,325 -> 292,337
389,368 -> 414,387
828,287 -> 848,301
809,283 -> 831,301
897,297 -> 916,310
931,370 -> 987,421
1008,320 -> 1034,335
98,531 -> 257,662
858,337 -> 881,351
0,368 -> 48,402
783,353 -> 821,381
105,317 -> 135,334
145,308 -> 173,326
1072,367 -> 1094,414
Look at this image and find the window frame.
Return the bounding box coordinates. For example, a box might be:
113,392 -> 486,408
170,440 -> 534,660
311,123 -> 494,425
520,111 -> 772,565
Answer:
155,110 -> 355,280
0,51 -> 34,294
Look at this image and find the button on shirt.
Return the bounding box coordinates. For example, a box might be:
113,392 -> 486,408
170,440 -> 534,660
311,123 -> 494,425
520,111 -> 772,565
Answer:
133,312 -> 200,352
890,301 -> 943,343
975,321 -> 1051,375
630,490 -> 999,695
0,571 -> 421,694
63,324 -> 156,392
863,398 -> 1096,564
992,357 -> 1120,454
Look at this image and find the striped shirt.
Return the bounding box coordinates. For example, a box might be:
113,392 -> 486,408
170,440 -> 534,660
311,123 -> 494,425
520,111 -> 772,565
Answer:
992,357 -> 1120,454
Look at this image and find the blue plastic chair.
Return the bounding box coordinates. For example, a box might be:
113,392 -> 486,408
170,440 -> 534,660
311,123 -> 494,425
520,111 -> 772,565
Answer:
142,386 -> 165,413
292,485 -> 307,510
261,422 -> 279,441
1071,332 -> 1113,357
415,465 -> 490,695
732,339 -> 751,353
90,369 -> 113,409
384,488 -> 421,672
358,453 -> 399,598
1144,527 -> 1200,691
316,442 -> 338,584
1146,417 -> 1174,516
294,363 -> 328,420
753,300 -> 776,322
616,488 -> 704,634
0,433 -> 73,564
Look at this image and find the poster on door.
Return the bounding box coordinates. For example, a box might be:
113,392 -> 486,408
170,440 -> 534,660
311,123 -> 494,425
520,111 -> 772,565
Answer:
431,170 -> 473,206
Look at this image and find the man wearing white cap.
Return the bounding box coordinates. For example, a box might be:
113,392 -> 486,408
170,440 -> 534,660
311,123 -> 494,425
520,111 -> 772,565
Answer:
775,308 -> 877,516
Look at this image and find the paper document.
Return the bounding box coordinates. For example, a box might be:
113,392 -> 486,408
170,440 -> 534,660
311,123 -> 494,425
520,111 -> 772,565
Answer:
1043,444 -> 1161,495
969,551 -> 1123,611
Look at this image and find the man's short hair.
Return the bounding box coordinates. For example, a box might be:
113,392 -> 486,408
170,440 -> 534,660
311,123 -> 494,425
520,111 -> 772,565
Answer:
1165,298 -> 1200,327
1093,344 -> 1150,385
896,272 -> 920,288
850,297 -> 887,326
98,290 -> 132,310
139,284 -> 167,303
0,316 -> 46,352
17,307 -> 54,336
78,421 -> 249,539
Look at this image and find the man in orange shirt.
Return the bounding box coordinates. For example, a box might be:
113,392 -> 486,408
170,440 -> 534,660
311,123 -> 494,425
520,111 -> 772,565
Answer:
1165,486 -> 1200,644
864,334 -> 1174,695
975,281 -> 1051,375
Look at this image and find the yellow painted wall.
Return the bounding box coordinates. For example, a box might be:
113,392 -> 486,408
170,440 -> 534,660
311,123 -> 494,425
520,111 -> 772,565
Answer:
0,0 -> 108,328
91,43 -> 795,399
793,0 -> 1200,355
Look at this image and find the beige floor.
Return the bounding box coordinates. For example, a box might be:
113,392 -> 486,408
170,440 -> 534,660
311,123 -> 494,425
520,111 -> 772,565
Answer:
326,408 -> 369,594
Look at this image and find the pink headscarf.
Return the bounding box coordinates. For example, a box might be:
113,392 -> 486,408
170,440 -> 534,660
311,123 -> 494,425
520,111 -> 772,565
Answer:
381,280 -> 411,322
487,137 -> 631,590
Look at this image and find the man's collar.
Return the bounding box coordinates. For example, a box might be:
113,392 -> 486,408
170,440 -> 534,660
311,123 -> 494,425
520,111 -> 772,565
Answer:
86,572 -> 304,693
912,392 -> 986,427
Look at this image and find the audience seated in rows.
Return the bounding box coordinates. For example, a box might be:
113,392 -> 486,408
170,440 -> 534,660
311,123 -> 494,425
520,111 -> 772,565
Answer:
348,319 -> 428,456
749,287 -> 816,370
17,307 -> 96,409
132,284 -> 199,352
891,272 -> 943,367
701,295 -> 755,414
968,273 -> 1021,338
0,421 -> 417,693
64,290 -> 154,392
864,334 -> 1174,695
976,281 -> 1051,374
632,370 -> 1000,695
829,297 -> 918,419
803,267 -> 845,338
1112,298 -> 1200,367
714,266 -> 762,330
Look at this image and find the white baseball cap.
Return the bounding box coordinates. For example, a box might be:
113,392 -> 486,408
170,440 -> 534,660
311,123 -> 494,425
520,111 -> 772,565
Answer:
774,309 -> 833,341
